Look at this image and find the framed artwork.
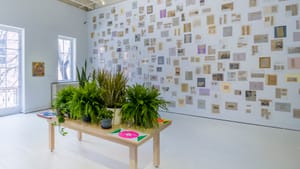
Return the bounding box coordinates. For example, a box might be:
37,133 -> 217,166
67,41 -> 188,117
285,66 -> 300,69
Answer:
259,57 -> 271,68
271,39 -> 283,51
274,26 -> 287,38
32,62 -> 45,77
266,74 -> 277,85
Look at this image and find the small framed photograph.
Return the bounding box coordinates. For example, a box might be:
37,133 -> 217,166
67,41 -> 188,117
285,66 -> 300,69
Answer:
259,57 -> 271,68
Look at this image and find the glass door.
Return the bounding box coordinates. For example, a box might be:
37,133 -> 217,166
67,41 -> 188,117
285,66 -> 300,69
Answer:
0,24 -> 23,116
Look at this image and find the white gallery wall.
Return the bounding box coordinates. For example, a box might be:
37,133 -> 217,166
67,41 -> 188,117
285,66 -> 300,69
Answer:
88,0 -> 300,130
0,0 -> 88,113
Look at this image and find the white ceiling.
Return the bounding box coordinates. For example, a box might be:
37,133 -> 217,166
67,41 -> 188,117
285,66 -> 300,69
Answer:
58,0 -> 126,11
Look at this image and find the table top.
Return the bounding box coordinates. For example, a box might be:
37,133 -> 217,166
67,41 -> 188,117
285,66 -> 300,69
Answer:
47,117 -> 172,147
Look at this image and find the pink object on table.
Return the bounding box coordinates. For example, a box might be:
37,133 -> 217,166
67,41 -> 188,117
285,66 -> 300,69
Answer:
118,130 -> 139,139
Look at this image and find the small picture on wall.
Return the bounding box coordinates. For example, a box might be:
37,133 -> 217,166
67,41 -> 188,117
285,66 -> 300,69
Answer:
181,83 -> 189,92
167,10 -> 175,17
264,16 -> 274,26
227,72 -> 236,81
259,99 -> 272,106
275,102 -> 291,112
185,96 -> 193,105
218,51 -> 230,59
271,39 -> 283,51
199,88 -> 210,96
175,67 -> 180,76
221,82 -> 231,93
185,71 -> 193,80
200,0 -> 205,6
274,26 -> 287,38
221,2 -> 233,11
203,64 -> 211,74
212,104 -> 220,113
261,109 -> 271,119
197,44 -> 206,54
178,98 -> 185,107
288,58 -> 300,69
198,99 -> 206,109
252,45 -> 258,55
223,26 -> 233,37
245,90 -> 256,101
259,57 -> 271,68
266,74 -> 277,85
147,5 -> 153,14
183,23 -> 192,32
229,63 -> 240,69
241,25 -> 251,35
249,0 -> 256,7
32,62 -> 45,77
238,71 -> 248,81
157,56 -> 164,64
254,34 -> 268,43
212,73 -> 224,81
177,48 -> 185,56
293,109 -> 300,118
207,15 -> 214,25
184,34 -> 192,43
197,78 -> 205,87
157,67 -> 162,72
225,102 -> 238,110
139,6 -> 144,14
234,90 -> 242,95
208,25 -> 216,34
160,9 -> 166,18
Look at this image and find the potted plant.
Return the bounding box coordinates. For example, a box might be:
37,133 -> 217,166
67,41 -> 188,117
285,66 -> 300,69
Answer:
69,81 -> 105,124
97,70 -> 128,125
52,85 -> 77,123
121,84 -> 168,128
98,108 -> 114,129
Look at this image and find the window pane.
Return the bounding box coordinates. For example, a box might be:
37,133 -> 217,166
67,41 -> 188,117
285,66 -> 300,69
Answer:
0,24 -> 22,112
58,36 -> 75,81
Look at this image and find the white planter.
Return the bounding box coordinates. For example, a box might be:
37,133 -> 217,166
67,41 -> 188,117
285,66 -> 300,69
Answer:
107,108 -> 121,125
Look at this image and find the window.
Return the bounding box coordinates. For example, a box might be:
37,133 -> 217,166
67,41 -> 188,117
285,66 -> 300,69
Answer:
0,24 -> 23,115
58,36 -> 76,81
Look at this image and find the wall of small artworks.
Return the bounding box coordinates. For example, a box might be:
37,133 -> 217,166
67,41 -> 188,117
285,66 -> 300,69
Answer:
87,0 -> 300,130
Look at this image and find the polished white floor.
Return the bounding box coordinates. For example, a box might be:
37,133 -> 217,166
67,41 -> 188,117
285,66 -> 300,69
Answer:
0,112 -> 299,169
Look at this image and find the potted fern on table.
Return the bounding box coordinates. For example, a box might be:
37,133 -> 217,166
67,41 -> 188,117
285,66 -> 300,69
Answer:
52,85 -> 77,123
121,84 -> 168,128
69,81 -> 105,124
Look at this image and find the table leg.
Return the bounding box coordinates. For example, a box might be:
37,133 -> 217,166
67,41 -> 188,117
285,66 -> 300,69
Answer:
153,130 -> 160,167
78,131 -> 82,141
129,145 -> 137,169
49,122 -> 55,152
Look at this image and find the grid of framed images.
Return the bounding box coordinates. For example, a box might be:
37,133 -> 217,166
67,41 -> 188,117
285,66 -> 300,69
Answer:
87,0 -> 300,130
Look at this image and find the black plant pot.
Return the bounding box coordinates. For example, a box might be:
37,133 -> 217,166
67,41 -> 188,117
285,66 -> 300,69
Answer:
101,119 -> 112,129
82,115 -> 91,123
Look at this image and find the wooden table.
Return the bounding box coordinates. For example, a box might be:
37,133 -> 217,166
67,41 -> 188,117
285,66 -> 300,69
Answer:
43,117 -> 171,169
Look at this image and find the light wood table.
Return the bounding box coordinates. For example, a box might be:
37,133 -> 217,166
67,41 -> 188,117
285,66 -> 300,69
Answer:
44,118 -> 171,169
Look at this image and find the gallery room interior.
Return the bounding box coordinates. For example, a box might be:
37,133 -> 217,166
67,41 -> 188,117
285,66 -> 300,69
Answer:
0,0 -> 299,169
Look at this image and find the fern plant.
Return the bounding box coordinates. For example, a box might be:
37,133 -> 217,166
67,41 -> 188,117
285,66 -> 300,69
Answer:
52,85 -> 77,123
69,81 -> 105,124
121,84 -> 168,128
